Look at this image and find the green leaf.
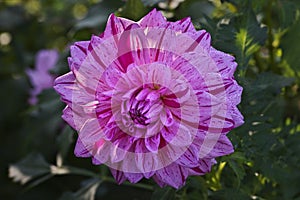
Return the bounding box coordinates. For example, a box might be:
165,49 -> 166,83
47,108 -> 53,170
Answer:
210,188 -> 249,200
141,0 -> 166,6
151,187 -> 176,200
213,6 -> 267,70
175,0 -> 214,20
59,178 -> 101,200
281,19 -> 300,77
185,177 -> 208,200
275,1 -> 298,29
73,1 -> 124,31
56,126 -> 74,166
9,153 -> 51,185
227,159 -> 245,187
241,72 -> 294,115
118,0 -> 148,21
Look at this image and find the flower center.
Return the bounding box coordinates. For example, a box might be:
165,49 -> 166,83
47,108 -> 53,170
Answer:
128,85 -> 164,126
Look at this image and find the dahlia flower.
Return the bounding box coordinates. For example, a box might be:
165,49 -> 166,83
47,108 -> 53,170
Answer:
27,49 -> 58,105
54,9 -> 243,188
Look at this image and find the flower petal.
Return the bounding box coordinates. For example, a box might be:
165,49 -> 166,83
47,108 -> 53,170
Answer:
145,134 -> 161,152
102,14 -> 134,38
154,163 -> 188,189
124,172 -> 143,184
139,9 -> 167,28
36,50 -> 59,71
110,168 -> 127,184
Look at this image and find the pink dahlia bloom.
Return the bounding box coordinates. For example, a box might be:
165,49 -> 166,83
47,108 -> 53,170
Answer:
54,9 -> 243,188
27,49 -> 59,105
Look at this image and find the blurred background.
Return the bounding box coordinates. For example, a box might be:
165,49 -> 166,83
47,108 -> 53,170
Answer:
0,0 -> 300,199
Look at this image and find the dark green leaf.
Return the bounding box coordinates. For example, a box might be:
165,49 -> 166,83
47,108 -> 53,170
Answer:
210,188 -> 249,200
175,0 -> 214,20
275,1 -> 298,29
59,178 -> 101,200
213,6 -> 267,70
281,19 -> 300,76
227,159 -> 245,187
56,126 -> 74,166
73,1 -> 124,31
118,0 -> 148,21
151,187 -> 176,200
141,0 -> 166,6
9,153 -> 51,185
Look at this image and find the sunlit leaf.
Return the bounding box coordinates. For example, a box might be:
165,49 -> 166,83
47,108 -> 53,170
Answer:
213,5 -> 267,70
9,153 -> 51,185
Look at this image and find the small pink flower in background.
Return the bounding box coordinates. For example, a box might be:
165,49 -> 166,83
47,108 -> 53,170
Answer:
27,50 -> 59,105
54,9 -> 243,188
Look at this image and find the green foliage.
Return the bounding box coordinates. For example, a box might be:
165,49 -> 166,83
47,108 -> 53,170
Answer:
117,0 -> 149,21
207,4 -> 268,70
9,153 -> 51,185
1,0 -> 300,200
281,19 -> 300,78
151,187 -> 176,200
59,179 -> 102,200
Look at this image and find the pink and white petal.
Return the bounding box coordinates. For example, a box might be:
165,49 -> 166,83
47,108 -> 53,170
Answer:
110,134 -> 133,163
212,106 -> 236,133
202,73 -> 227,97
61,106 -> 76,129
152,174 -> 167,188
188,158 -> 213,175
160,126 -> 176,143
110,143 -> 128,163
110,168 -> 127,184
224,80 -> 243,106
88,34 -> 118,69
70,42 -> 89,69
160,107 -> 174,127
165,123 -> 193,147
135,145 -> 159,173
124,172 -> 144,184
92,139 -> 111,164
138,9 -> 167,28
175,143 -> 200,168
230,105 -> 244,128
145,133 -> 161,152
169,17 -> 196,33
195,31 -> 211,51
102,65 -> 123,89
154,163 -> 188,189
54,72 -> 76,104
147,63 -> 171,87
204,134 -> 234,159
74,137 -> 91,157
143,171 -> 155,179
102,14 -> 134,38
77,118 -> 104,151
210,47 -> 237,78
171,55 -> 208,91
118,24 -> 150,69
